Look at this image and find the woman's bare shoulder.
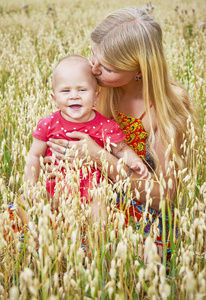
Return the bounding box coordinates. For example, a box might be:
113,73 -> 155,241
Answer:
141,105 -> 158,134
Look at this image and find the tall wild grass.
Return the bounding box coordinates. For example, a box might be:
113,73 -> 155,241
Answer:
0,0 -> 205,299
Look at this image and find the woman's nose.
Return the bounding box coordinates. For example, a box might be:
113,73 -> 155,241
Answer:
91,56 -> 102,75
92,63 -> 102,75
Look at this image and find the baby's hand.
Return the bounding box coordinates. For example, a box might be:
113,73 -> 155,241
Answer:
131,162 -> 151,179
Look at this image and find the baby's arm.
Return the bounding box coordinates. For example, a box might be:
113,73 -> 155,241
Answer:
111,141 -> 151,179
17,138 -> 47,230
25,138 -> 48,186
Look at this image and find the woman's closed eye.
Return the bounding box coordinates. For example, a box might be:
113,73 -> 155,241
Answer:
91,49 -> 111,72
103,66 -> 112,73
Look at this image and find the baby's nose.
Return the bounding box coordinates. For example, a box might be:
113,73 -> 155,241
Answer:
70,90 -> 79,98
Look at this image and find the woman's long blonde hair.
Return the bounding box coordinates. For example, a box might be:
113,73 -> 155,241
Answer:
91,7 -> 195,172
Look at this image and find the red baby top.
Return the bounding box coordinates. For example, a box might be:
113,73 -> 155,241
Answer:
32,110 -> 126,156
32,110 -> 126,200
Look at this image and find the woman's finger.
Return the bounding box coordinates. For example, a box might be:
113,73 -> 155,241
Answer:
67,139 -> 84,149
66,132 -> 87,149
47,141 -> 66,155
66,131 -> 102,157
66,131 -> 88,140
48,138 -> 70,147
50,148 -> 67,161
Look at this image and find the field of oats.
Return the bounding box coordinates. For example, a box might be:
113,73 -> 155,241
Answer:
0,0 -> 206,299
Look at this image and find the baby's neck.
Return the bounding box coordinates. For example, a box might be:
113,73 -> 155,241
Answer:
60,110 -> 96,123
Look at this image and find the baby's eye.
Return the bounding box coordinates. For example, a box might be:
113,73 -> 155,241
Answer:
79,89 -> 86,91
63,89 -> 70,92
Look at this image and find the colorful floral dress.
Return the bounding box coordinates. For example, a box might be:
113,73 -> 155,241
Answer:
115,110 -> 174,253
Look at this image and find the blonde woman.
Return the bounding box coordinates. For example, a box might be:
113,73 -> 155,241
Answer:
45,7 -> 195,255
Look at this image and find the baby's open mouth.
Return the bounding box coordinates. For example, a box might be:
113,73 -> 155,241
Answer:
69,104 -> 82,109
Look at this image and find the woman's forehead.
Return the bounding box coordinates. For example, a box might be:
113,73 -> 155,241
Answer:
92,44 -> 109,64
91,43 -> 100,54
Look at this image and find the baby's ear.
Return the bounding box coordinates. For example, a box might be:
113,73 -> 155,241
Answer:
93,91 -> 99,107
95,91 -> 100,100
51,93 -> 58,108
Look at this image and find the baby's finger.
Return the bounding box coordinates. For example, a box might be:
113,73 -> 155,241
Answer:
141,170 -> 151,180
147,172 -> 152,180
139,167 -> 148,179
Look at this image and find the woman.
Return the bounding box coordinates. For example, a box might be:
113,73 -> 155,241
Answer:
45,7 -> 195,252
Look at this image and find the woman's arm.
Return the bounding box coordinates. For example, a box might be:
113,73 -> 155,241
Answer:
47,131 -> 171,210
95,149 -> 162,211
111,141 -> 151,179
109,134 -> 175,211
46,130 -> 175,211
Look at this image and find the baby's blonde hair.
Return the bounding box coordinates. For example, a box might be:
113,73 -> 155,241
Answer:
91,7 -> 195,172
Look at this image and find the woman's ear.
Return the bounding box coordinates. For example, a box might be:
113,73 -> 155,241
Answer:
135,70 -> 142,81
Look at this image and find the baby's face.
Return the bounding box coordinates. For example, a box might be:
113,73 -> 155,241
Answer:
52,60 -> 98,123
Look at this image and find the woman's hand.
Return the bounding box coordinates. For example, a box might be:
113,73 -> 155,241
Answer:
46,131 -> 102,163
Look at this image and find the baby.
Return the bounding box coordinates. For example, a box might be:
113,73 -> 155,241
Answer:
25,54 -> 150,209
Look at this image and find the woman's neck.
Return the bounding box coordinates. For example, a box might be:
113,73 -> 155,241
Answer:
116,82 -> 145,118
118,81 -> 143,102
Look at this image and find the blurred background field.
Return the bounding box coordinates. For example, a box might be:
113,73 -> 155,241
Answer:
0,0 -> 206,299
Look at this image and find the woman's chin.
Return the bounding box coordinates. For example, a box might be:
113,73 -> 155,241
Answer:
96,79 -> 103,86
97,80 -> 110,87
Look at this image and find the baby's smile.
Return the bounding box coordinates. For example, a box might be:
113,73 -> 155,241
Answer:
68,104 -> 82,110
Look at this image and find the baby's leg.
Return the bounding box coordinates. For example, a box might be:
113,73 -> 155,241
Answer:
16,194 -> 32,228
47,191 -> 59,212
16,192 -> 56,230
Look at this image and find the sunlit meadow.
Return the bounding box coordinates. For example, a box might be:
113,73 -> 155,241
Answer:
0,0 -> 205,299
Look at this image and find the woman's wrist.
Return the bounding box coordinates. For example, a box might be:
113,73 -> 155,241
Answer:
126,167 -> 132,177
101,150 -> 131,182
